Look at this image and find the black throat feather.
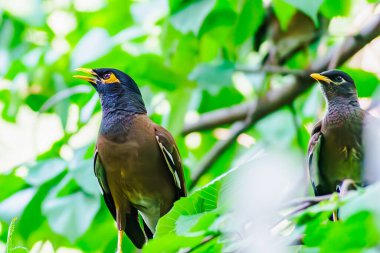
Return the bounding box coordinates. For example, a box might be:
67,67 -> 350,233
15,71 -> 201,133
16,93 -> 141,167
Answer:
99,89 -> 147,143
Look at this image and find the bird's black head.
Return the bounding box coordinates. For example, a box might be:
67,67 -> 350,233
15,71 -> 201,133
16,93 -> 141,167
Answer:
74,68 -> 146,114
310,69 -> 358,103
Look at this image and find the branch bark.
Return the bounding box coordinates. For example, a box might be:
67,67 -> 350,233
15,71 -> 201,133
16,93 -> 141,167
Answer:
183,14 -> 380,135
189,14 -> 380,187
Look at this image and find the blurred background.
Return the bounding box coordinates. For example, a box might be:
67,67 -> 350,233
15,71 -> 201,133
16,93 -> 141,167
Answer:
0,0 -> 380,252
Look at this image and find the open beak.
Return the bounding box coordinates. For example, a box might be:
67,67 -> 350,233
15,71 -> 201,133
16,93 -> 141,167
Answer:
310,73 -> 332,84
73,68 -> 98,84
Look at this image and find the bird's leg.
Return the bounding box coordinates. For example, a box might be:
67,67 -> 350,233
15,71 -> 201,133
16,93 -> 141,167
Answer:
116,208 -> 125,253
116,230 -> 123,253
332,211 -> 338,222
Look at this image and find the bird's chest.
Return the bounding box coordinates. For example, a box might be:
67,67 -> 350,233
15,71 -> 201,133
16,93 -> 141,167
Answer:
321,115 -> 363,175
98,138 -> 162,209
97,121 -> 169,201
323,128 -> 362,161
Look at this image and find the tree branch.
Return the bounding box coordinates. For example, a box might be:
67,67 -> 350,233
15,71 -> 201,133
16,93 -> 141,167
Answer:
183,14 -> 380,135
188,14 -> 380,186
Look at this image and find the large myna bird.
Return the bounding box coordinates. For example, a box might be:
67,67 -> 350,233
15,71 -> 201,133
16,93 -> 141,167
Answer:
308,70 -> 367,204
74,68 -> 186,251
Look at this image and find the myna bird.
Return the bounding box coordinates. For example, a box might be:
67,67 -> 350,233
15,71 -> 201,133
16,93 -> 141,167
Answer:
308,70 -> 367,204
74,68 -> 187,251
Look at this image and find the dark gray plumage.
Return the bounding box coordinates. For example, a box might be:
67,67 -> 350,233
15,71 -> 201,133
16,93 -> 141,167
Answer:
308,70 -> 368,196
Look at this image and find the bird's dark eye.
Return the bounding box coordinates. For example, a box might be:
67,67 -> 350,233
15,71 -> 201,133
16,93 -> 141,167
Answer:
103,73 -> 111,80
335,76 -> 343,82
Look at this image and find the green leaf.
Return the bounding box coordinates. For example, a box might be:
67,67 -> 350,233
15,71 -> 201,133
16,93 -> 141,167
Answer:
42,191 -> 100,242
75,204 -> 119,252
25,159 -> 67,186
71,28 -> 113,68
283,0 -> 323,25
272,0 -> 297,31
0,188 -> 37,223
198,86 -> 244,113
234,0 -> 264,45
304,211 -> 380,251
80,93 -> 99,123
0,173 -> 27,201
18,174 -> 65,241
0,0 -> 44,26
68,147 -> 99,196
168,0 -> 183,13
170,0 -> 216,35
143,234 -> 205,253
39,85 -> 92,112
189,211 -> 220,233
154,174 -> 223,237
198,2 -> 237,41
189,61 -> 234,89
255,109 -> 297,147
165,88 -> 191,136
320,0 -> 352,18
0,89 -> 21,123
340,183 -> 380,227
340,67 -> 379,97
128,54 -> 188,91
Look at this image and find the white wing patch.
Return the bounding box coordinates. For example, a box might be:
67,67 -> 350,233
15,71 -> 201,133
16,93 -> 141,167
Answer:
156,136 -> 182,190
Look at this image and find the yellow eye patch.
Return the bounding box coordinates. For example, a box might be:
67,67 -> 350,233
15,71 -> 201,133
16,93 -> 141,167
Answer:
103,73 -> 120,84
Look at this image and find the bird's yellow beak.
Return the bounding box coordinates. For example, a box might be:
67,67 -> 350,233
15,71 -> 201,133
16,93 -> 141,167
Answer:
73,68 -> 98,84
310,73 -> 332,84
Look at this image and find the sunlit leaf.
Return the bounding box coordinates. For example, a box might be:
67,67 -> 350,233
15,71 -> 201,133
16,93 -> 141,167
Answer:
272,0 -> 297,30
284,0 -> 323,25
71,28 -> 113,68
234,0 -> 264,45
170,0 -> 216,35
0,189 -> 36,222
189,61 -> 234,89
42,191 -> 100,242
340,67 -> 379,98
320,0 -> 352,18
155,175 -> 222,237
25,159 -> 67,186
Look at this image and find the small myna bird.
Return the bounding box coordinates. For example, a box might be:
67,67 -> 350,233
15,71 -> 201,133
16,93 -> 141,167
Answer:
74,68 -> 186,251
308,70 -> 367,202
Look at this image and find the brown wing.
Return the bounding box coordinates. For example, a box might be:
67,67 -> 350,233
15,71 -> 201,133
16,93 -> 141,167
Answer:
307,120 -> 322,195
154,125 -> 187,198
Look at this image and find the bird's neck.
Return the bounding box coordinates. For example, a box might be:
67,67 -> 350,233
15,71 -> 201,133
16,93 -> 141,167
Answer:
100,93 -> 147,115
99,93 -> 147,142
325,97 -> 361,128
326,96 -> 359,112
